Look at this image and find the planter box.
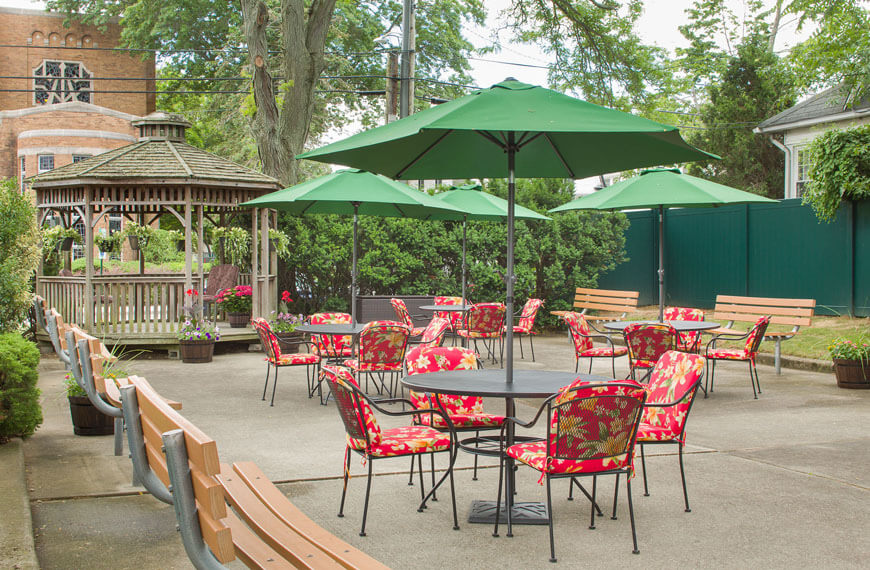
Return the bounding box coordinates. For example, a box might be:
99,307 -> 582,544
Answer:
227,311 -> 251,328
179,339 -> 215,363
833,358 -> 870,389
68,395 -> 114,436
356,295 -> 435,325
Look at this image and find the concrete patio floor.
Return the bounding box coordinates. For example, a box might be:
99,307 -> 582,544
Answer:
9,333 -> 870,569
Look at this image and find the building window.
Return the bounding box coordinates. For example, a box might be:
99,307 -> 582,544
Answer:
19,157 -> 26,192
33,59 -> 92,105
72,154 -> 91,163
38,154 -> 54,173
796,147 -> 812,197
108,214 -> 122,260
71,220 -> 86,260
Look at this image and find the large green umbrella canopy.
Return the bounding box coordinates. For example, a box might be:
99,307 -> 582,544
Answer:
242,168 -> 467,322
298,79 -> 717,384
432,183 -> 550,304
550,168 -> 778,320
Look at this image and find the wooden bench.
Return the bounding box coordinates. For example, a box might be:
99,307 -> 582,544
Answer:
123,375 -> 388,569
551,287 -> 640,323
710,295 -> 816,374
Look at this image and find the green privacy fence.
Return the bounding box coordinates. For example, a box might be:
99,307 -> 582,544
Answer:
597,199 -> 870,316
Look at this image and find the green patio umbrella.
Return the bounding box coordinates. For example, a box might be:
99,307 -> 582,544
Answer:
550,168 -> 778,321
431,183 -> 550,305
298,78 -> 717,384
241,168 -> 467,323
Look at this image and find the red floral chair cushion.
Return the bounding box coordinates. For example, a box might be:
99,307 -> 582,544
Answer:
419,317 -> 450,348
321,365 -> 449,457
405,346 -> 505,429
512,298 -> 543,334
664,306 -> 706,352
506,382 -> 646,475
456,302 -> 506,339
434,295 -> 464,331
310,312 -> 354,358
252,317 -> 320,366
563,312 -> 628,358
637,351 -> 704,443
344,320 -> 409,372
707,316 -> 771,362
624,323 -> 677,371
390,298 -> 425,336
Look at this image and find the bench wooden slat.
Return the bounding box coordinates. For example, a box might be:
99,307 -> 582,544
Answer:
223,512 -> 306,570
571,288 -> 639,319
198,505 -> 236,565
713,310 -> 810,327
714,304 -> 814,319
231,462 -> 389,570
716,295 -> 816,308
572,300 -> 638,313
219,465 -> 345,570
574,287 -> 640,299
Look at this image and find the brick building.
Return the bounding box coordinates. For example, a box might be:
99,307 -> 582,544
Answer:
0,6 -> 156,189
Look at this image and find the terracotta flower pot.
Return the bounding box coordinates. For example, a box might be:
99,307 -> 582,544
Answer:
68,395 -> 114,436
227,311 -> 251,328
179,339 -> 215,363
833,358 -> 870,389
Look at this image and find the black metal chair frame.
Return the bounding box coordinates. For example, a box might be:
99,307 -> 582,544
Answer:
493,383 -> 647,562
511,299 -> 543,362
457,303 -> 506,366
704,317 -> 770,399
623,323 -> 678,383
564,313 -> 625,378
324,371 -> 459,537
347,322 -> 410,398
253,319 -> 322,406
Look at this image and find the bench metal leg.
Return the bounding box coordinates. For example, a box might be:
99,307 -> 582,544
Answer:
774,338 -> 782,375
113,417 -> 124,456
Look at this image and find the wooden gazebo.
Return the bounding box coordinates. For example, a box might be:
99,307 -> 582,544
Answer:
30,112 -> 282,345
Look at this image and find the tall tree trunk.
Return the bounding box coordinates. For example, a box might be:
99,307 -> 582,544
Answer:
768,0 -> 786,52
241,0 -> 336,187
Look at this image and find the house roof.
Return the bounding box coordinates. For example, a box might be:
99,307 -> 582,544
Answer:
29,139 -> 280,188
756,85 -> 870,133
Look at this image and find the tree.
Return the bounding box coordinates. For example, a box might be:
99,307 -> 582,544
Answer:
802,125 -> 870,222
0,179 -> 40,333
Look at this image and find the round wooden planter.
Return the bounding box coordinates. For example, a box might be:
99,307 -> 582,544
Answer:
833,358 -> 870,389
227,312 -> 251,328
68,395 -> 114,436
275,332 -> 304,354
179,339 -> 215,363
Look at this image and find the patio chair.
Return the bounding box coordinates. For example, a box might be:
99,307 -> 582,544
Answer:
494,380 -> 647,561
409,316 -> 450,348
664,306 -> 706,353
455,302 -> 506,365
562,311 -> 628,377
202,264 -> 239,316
405,346 -> 504,481
434,295 -> 465,338
704,316 -> 770,399
623,322 -> 678,383
508,298 -> 543,361
390,298 -> 426,336
343,320 -> 410,397
635,350 -> 705,512
252,318 -> 321,406
321,365 -> 459,537
309,312 -> 354,364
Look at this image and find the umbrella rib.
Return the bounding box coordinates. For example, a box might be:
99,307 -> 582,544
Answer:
543,133 -> 576,178
476,130 -> 507,149
396,130 -> 453,179
516,132 -> 539,148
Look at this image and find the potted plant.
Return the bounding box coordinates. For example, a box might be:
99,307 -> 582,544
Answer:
123,221 -> 154,251
216,284 -> 253,327
209,226 -> 250,267
165,229 -> 185,252
43,225 -> 82,252
270,290 -> 304,353
268,228 -> 291,260
829,334 -> 870,389
177,289 -> 221,363
95,232 -> 121,255
64,373 -> 114,435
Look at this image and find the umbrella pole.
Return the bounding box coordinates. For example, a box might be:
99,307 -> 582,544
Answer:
461,215 -> 467,304
506,135 -> 516,385
658,204 -> 664,322
352,202 -> 359,323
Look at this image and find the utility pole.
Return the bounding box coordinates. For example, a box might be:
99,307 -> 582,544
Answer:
399,0 -> 415,118
385,51 -> 399,123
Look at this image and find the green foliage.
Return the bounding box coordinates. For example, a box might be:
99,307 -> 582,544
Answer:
0,179 -> 40,333
685,35 -> 795,197
828,334 -> 870,364
143,228 -> 184,264
209,226 -> 251,268
63,372 -> 86,397
94,232 -> 122,254
802,125 -> 870,222
0,333 -> 42,441
268,228 -> 291,261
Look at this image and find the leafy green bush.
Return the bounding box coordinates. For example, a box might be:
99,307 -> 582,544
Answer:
803,125 -> 870,222
0,333 -> 42,441
0,178 -> 40,333
210,226 -> 251,268
144,228 -> 184,264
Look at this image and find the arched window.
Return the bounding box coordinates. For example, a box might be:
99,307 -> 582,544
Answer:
33,60 -> 92,105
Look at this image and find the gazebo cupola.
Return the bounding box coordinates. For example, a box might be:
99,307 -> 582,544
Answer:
132,111 -> 191,143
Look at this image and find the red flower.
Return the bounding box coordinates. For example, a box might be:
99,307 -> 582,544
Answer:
186,289 -> 199,296
281,290 -> 293,303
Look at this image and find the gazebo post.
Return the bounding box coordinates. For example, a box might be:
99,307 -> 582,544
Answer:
183,186 -> 193,309
197,204 -> 205,309
259,208 -> 270,318
84,186 -> 94,330
270,209 -> 278,315
251,207 -> 260,319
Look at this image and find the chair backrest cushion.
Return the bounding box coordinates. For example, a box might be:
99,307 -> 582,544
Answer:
624,323 -> 677,364
358,320 -> 409,367
420,317 -> 449,347
252,318 -> 280,360
390,298 -> 414,328
321,365 -> 381,450
664,306 -> 705,348
405,346 -> 480,414
517,298 -> 543,332
642,351 -> 705,433
562,311 -> 593,353
434,295 -> 464,328
463,302 -> 506,334
745,316 -> 771,356
309,312 -> 353,355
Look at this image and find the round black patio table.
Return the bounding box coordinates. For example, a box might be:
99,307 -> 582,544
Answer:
294,323 -> 367,336
402,368 -> 614,525
418,304 -> 473,312
602,320 -> 720,332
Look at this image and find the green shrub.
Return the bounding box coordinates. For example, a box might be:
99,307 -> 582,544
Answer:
0,333 -> 42,441
0,178 -> 40,333
803,125 -> 870,222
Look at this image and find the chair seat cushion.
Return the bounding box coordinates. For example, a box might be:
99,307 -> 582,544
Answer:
418,412 -> 505,429
579,346 -> 628,357
270,353 -> 320,365
631,358 -> 656,369
707,348 -> 749,361
343,359 -> 402,372
636,423 -> 681,442
410,327 -> 426,336
508,325 -> 537,334
363,425 -> 451,457
506,440 -> 630,475
314,347 -> 353,357
456,330 -> 501,339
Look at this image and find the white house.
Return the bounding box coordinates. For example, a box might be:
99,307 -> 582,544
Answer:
755,85 -> 870,199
